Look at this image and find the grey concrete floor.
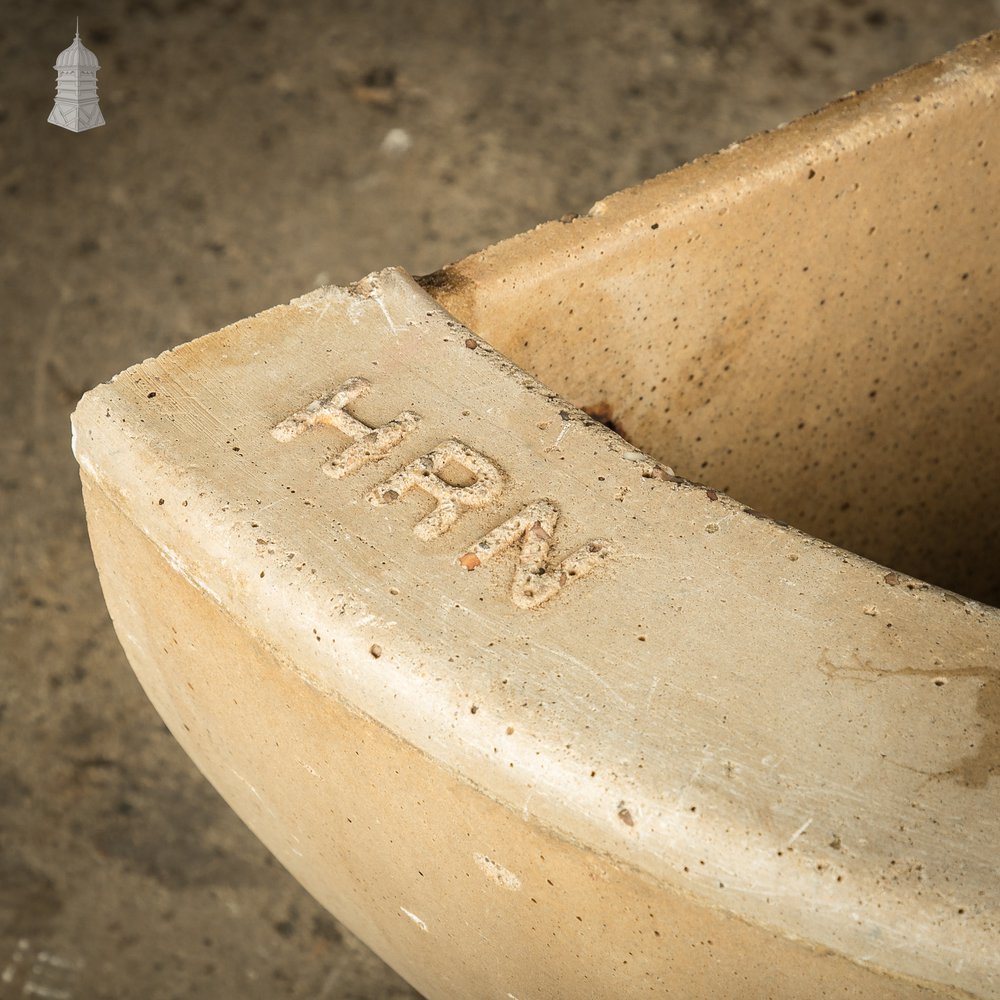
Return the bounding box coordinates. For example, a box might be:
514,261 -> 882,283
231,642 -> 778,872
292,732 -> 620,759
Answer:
2,2 -> 997,997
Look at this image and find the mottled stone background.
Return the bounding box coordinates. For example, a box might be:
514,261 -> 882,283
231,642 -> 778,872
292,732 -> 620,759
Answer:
1,1 -> 997,997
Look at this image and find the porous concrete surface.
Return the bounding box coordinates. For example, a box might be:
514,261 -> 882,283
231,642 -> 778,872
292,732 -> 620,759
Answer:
2,2 -> 998,998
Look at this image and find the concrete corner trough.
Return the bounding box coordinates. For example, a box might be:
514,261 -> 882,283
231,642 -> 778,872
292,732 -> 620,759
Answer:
72,33 -> 1000,1000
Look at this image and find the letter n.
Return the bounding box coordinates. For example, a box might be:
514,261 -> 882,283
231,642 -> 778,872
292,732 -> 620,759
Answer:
459,500 -> 610,609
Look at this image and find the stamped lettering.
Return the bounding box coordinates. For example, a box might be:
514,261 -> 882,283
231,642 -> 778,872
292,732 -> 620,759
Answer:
271,377 -> 420,479
368,439 -> 504,540
271,377 -> 611,607
459,499 -> 611,609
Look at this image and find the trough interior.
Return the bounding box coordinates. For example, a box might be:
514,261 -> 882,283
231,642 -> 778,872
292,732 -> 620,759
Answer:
432,48 -> 1000,606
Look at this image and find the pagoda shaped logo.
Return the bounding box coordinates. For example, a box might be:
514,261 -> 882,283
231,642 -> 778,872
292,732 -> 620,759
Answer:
48,19 -> 106,132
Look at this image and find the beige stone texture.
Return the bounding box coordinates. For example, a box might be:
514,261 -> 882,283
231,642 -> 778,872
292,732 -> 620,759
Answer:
72,32 -> 1000,1000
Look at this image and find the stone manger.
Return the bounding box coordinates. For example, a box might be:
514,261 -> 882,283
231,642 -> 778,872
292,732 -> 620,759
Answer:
73,32 -> 999,1000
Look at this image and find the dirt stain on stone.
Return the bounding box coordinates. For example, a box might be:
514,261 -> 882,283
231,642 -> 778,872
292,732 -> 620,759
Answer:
940,672 -> 1000,788
415,266 -> 474,302
582,401 -> 624,437
818,650 -> 999,787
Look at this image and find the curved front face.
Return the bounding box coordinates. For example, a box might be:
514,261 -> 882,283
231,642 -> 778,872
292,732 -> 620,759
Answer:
81,477 -> 962,1000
